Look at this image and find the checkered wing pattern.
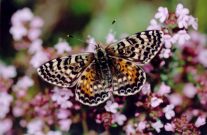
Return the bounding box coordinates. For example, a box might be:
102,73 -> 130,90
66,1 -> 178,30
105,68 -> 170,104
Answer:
37,53 -> 95,88
105,30 -> 163,64
109,56 -> 146,96
75,62 -> 112,106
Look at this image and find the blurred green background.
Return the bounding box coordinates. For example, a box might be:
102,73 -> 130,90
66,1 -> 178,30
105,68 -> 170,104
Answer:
1,0 -> 207,59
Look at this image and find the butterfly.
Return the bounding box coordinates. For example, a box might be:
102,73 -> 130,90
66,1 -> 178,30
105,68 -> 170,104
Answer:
37,30 -> 163,106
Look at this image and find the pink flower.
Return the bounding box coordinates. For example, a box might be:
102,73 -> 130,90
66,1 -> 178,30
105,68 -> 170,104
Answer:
112,113 -> 127,126
28,28 -> 42,41
0,118 -> 13,135
30,51 -> 49,68
27,119 -> 44,134
11,8 -> 34,25
28,39 -> 43,54
157,83 -> 171,96
141,82 -> 151,95
52,87 -> 73,109
176,4 -> 189,19
188,16 -> 198,30
172,30 -> 190,47
155,7 -> 169,23
30,17 -> 44,28
57,109 -> 71,119
163,34 -> 173,48
54,41 -> 72,55
151,97 -> 163,108
159,48 -> 171,59
168,93 -> 183,106
147,19 -> 161,30
0,92 -> 13,119
9,25 -> 27,40
59,119 -> 72,131
85,36 -> 96,52
163,104 -> 175,120
47,131 -> 62,135
183,83 -> 197,98
136,121 -> 146,132
198,49 -> 207,67
106,30 -> 117,44
14,76 -> 34,90
151,120 -> 163,133
104,100 -> 119,113
125,124 -> 136,135
0,63 -> 16,79
195,116 -> 206,127
164,123 -> 175,132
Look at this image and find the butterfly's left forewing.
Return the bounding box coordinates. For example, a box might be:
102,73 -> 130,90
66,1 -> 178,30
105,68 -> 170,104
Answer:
105,30 -> 163,64
37,53 -> 95,88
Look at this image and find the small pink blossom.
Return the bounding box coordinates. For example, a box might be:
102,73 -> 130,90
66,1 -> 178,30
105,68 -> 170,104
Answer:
163,104 -> 175,120
164,123 -> 175,132
28,39 -> 43,54
54,41 -> 72,55
198,49 -> 207,67
168,93 -> 183,106
0,92 -> 13,119
30,51 -> 49,68
0,63 -> 17,79
157,83 -> 171,96
141,82 -> 151,95
14,76 -> 34,90
183,83 -> 197,98
151,97 -> 163,108
9,25 -> 27,40
163,34 -> 173,48
30,17 -> 44,28
147,19 -> 161,30
195,116 -> 206,127
28,28 -> 42,41
125,124 -> 136,135
27,119 -> 44,134
172,30 -> 190,46
151,120 -> 163,133
13,106 -> 24,117
104,100 -> 119,113
59,119 -> 72,131
52,87 -> 73,109
106,30 -> 117,44
188,16 -> 198,30
85,36 -> 96,52
136,121 -> 146,132
176,4 -> 189,19
112,113 -> 127,126
0,119 -> 13,135
155,7 -> 169,23
159,48 -> 171,58
57,109 -> 71,119
47,131 -> 62,135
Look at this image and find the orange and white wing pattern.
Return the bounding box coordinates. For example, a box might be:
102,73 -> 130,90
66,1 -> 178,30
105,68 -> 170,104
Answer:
37,53 -> 95,88
75,62 -> 112,106
105,30 -> 163,64
109,56 -> 146,96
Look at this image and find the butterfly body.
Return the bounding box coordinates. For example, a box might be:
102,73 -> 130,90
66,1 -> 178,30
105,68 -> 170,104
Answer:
37,30 -> 163,106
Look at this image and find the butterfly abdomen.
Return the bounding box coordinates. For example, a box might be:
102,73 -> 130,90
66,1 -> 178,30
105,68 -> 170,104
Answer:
95,48 -> 113,86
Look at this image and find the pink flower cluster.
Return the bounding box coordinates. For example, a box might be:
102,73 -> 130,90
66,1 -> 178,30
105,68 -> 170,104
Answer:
148,3 -> 198,60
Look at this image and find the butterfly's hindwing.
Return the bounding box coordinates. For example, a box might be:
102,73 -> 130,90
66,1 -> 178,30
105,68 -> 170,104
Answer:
37,53 -> 95,87
109,56 -> 146,96
75,62 -> 112,106
105,30 -> 163,64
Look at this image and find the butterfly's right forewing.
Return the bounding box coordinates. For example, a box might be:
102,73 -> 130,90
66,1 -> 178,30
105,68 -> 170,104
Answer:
37,53 -> 95,88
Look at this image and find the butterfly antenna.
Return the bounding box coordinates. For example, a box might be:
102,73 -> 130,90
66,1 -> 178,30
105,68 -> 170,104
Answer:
67,34 -> 97,46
